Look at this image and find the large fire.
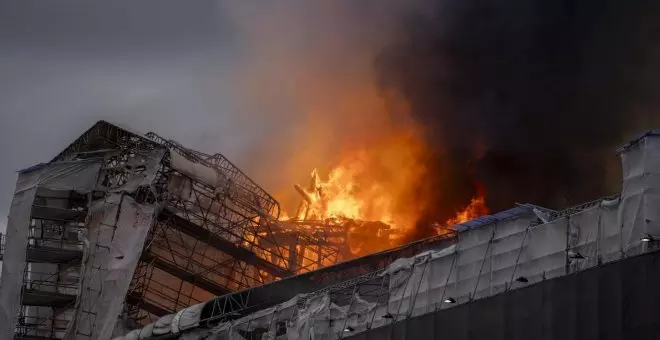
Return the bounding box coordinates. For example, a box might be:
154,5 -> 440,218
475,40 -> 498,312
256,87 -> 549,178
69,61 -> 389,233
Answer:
278,128 -> 488,256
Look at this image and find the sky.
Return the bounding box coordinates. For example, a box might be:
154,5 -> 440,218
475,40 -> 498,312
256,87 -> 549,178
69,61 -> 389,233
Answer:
2,1 -> 660,236
0,1 -> 423,233
0,1 -> 252,233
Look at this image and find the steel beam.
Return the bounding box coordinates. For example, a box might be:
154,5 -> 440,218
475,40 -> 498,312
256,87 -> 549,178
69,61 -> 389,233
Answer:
31,205 -> 87,222
141,252 -> 231,297
159,209 -> 292,279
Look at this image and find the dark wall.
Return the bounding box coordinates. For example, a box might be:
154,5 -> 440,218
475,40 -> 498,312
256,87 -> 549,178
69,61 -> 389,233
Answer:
348,250 -> 660,340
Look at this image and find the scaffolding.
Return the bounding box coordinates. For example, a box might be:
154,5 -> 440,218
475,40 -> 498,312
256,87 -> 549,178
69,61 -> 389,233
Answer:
9,188 -> 89,340
121,131 -> 346,326
0,121 -> 355,339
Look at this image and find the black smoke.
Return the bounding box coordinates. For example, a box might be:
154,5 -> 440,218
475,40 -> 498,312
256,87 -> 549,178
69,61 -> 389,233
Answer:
377,0 -> 660,226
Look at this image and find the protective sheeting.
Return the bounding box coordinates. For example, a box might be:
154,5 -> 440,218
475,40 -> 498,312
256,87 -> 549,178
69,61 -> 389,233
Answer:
0,186 -> 37,340
207,291 -> 375,340
119,133 -> 660,340
15,159 -> 102,194
344,248 -> 660,340
620,135 -> 660,256
120,195 -> 652,340
222,295 -> 299,340
205,322 -> 231,340
107,148 -> 166,194
169,150 -> 233,196
167,175 -> 193,201
172,303 -> 206,333
0,160 -> 102,340
123,329 -> 140,340
66,193 -> 158,340
153,314 -> 176,335
137,323 -> 155,339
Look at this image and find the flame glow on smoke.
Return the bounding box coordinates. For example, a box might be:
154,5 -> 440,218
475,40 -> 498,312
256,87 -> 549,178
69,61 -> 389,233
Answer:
281,126 -> 489,253
222,3 -> 489,255
293,129 -> 425,228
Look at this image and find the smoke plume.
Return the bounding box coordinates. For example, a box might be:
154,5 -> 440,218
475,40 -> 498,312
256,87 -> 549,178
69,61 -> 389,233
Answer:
376,0 -> 660,229
219,1 -> 660,242
219,1 -> 429,222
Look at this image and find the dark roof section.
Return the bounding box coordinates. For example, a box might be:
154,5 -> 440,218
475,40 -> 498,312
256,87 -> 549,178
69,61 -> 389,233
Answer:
452,204 -> 540,232
51,120 -> 162,162
617,130 -> 660,153
199,231 -> 459,324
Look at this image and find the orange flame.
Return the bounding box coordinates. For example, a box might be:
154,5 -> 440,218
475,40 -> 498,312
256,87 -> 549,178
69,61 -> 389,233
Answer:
289,129 -> 427,234
444,195 -> 489,226
280,129 -> 489,255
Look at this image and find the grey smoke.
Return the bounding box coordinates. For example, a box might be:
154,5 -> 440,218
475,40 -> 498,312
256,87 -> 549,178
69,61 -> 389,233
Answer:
3,0 -> 657,241
376,0 -> 660,227
0,1 -> 427,232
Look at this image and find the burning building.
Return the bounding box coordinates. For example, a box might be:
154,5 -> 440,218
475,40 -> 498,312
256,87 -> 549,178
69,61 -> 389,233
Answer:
2,121 -> 659,340
99,130 -> 660,339
0,120 -> 424,340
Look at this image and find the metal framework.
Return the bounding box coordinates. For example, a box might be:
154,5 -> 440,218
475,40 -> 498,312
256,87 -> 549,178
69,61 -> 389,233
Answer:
43,121 -> 355,329
10,189 -> 89,340
197,230 -> 458,327
1,121 -> 398,338
122,131 -> 348,325
530,193 -> 621,227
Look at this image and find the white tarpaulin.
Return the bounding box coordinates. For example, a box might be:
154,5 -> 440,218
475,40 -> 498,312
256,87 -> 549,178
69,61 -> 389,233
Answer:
0,160 -> 102,340
224,295 -> 299,340
172,303 -> 206,334
153,314 -> 175,335
169,150 -> 233,197
137,323 -> 155,339
620,135 -> 660,255
116,133 -> 660,340
15,159 -> 102,194
107,148 -> 166,194
65,194 -> 158,340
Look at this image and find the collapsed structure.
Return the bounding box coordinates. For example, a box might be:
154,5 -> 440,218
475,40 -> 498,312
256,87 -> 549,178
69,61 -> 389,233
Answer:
1,121 -> 659,339
107,130 -> 659,339
0,121 -> 398,340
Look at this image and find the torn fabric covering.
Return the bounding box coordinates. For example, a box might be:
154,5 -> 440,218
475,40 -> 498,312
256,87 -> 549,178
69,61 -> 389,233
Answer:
172,303 -> 205,334
222,295 -> 299,340
66,194 -> 158,340
137,323 -> 155,339
169,150 -> 234,197
287,294 -> 330,340
107,148 -> 166,193
123,329 -> 140,340
153,314 -> 175,335
332,294 -> 377,336
385,255 -> 429,319
205,322 -> 231,340
15,159 -> 102,194
228,305 -> 278,340
167,174 -> 193,201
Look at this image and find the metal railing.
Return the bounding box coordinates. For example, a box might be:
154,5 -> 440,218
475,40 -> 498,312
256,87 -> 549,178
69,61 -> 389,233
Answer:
15,315 -> 70,339
23,269 -> 80,293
